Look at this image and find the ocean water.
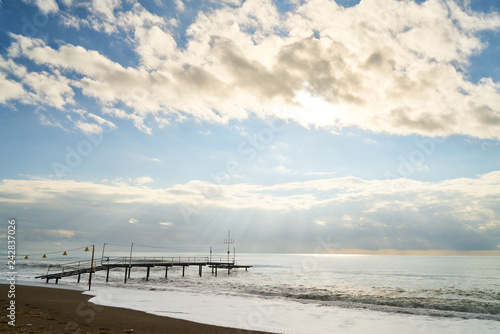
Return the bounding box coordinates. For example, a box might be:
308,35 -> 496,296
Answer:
4,253 -> 500,333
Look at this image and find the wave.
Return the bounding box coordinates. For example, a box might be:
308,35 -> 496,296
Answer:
250,288 -> 500,321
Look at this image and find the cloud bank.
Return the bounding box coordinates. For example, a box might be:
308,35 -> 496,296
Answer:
1,172 -> 499,251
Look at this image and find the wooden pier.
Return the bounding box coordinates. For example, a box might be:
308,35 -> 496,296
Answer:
35,256 -> 252,285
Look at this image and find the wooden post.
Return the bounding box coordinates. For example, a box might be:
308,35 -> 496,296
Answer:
215,266 -> 218,277
46,277 -> 49,283
77,272 -> 81,283
146,267 -> 150,281
199,265 -> 202,277
88,244 -> 95,291
101,243 -> 106,265
211,266 -> 214,275
182,266 -> 185,277
55,278 -> 59,284
106,267 -> 110,282
128,243 -> 133,278
165,266 -> 168,279
124,267 -> 128,283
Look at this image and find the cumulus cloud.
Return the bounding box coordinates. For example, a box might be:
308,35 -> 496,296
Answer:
134,176 -> 154,185
2,0 -> 500,139
22,0 -> 59,14
46,229 -> 76,238
0,53 -> 75,109
0,72 -> 25,103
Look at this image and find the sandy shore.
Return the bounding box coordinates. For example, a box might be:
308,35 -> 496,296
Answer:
1,284 -> 273,334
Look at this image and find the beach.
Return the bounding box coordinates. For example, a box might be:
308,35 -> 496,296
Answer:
0,284 -> 271,334
3,254 -> 499,334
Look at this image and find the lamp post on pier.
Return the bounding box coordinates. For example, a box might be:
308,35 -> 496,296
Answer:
224,231 -> 234,275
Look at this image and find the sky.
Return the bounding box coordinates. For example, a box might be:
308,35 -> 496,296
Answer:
1,0 -> 500,254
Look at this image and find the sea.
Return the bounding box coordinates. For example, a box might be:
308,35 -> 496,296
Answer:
3,252 -> 500,333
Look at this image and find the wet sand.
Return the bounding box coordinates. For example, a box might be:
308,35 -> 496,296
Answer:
0,284 -> 273,333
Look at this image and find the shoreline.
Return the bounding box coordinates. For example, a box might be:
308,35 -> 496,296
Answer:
0,283 -> 273,333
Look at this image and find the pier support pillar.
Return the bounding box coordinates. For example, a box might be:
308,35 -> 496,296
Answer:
124,267 -> 128,283
106,267 -> 110,282
182,266 -> 185,277
146,267 -> 150,281
211,266 -> 214,275
55,278 -> 59,284
215,266 -> 218,277
128,267 -> 131,278
77,273 -> 81,283
199,265 -> 202,277
165,266 -> 168,279
46,278 -> 49,283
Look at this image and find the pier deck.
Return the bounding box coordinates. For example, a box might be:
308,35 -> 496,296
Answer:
35,256 -> 252,284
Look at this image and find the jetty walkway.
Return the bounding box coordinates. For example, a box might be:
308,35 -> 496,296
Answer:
36,256 -> 252,284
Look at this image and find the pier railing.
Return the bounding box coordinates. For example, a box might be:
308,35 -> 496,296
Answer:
43,255 -> 237,277
106,256 -> 211,266
100,256 -> 234,266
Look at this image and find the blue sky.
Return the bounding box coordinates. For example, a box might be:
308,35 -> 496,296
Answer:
1,0 -> 500,254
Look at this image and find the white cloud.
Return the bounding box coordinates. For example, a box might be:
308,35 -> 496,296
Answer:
219,0 -> 242,6
134,176 -> 154,185
75,121 -> 103,134
86,112 -> 116,128
275,165 -> 291,173
60,0 -> 72,7
0,72 -> 25,104
38,113 -> 65,130
159,221 -> 174,228
46,229 -> 76,238
174,0 -> 184,12
3,0 -> 500,138
129,218 -> 139,224
69,109 -> 117,133
198,130 -> 212,135
91,0 -> 121,21
22,0 -> 59,14
314,219 -> 326,226
0,53 -> 74,109
102,107 -> 152,134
